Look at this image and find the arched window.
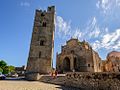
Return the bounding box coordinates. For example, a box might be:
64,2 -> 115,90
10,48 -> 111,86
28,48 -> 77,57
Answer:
42,22 -> 46,27
88,64 -> 90,67
40,40 -> 45,46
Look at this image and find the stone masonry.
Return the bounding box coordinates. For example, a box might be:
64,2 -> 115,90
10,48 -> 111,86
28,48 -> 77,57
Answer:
65,72 -> 120,90
26,6 -> 55,80
56,38 -> 102,73
103,51 -> 120,72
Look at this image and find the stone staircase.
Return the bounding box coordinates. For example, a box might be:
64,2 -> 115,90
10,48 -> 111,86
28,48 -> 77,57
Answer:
39,74 -> 66,85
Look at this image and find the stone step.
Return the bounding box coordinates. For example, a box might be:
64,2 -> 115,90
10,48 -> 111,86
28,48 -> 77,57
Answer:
39,74 -> 66,85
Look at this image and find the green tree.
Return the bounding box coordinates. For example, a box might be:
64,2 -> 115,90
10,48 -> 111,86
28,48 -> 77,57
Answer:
3,66 -> 9,74
0,60 -> 15,74
8,65 -> 15,73
0,67 -> 3,73
0,60 -> 7,68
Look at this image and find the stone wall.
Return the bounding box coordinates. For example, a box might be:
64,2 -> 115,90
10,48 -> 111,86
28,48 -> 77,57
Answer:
25,72 -> 40,81
92,51 -> 102,72
103,51 -> 120,72
65,72 -> 120,90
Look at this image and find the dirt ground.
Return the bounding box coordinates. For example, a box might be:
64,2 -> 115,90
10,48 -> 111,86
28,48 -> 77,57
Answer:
0,80 -> 79,90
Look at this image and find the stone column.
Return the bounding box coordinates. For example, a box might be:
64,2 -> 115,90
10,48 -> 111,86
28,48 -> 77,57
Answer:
70,56 -> 74,71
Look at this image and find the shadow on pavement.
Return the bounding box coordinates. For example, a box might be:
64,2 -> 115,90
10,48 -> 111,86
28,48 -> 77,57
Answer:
5,77 -> 26,81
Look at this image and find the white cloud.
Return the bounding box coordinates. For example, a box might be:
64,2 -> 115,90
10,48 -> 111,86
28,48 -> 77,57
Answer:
105,27 -> 108,33
112,41 -> 120,49
56,16 -> 71,37
89,26 -> 100,38
102,29 -> 120,44
73,28 -> 82,39
96,0 -> 120,18
71,23 -> 100,40
92,29 -> 120,50
102,34 -> 112,44
96,0 -> 113,14
20,2 -> 30,7
55,15 -> 120,52
56,16 -> 101,40
85,17 -> 101,38
92,40 -> 101,50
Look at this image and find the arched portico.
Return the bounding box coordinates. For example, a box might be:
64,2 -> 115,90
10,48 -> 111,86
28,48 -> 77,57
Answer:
63,57 -> 71,72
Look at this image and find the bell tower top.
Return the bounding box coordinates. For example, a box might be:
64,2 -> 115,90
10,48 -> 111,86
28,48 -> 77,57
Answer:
36,6 -> 55,13
48,6 -> 55,12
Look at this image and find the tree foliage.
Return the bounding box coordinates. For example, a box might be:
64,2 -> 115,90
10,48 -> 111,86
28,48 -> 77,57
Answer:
0,67 -> 3,73
0,60 -> 15,74
0,60 -> 7,68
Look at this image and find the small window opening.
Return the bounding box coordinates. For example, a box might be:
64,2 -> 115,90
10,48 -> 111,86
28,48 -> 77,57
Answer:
41,13 -> 45,17
42,22 -> 46,27
59,66 -> 60,69
88,64 -> 90,67
40,40 -> 45,46
39,52 -> 41,58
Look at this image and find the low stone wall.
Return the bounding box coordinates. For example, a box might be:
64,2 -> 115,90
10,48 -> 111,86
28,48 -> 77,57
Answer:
25,72 -> 120,89
25,72 -> 40,81
65,72 -> 120,90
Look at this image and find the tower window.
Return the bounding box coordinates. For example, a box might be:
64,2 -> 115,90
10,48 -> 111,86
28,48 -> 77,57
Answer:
59,66 -> 60,69
49,7 -> 51,11
88,64 -> 90,67
41,13 -> 45,17
71,50 -> 74,54
39,51 -> 41,58
40,40 -> 45,46
42,22 -> 46,27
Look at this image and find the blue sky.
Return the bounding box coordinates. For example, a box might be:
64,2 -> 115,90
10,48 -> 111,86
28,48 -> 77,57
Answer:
0,0 -> 120,67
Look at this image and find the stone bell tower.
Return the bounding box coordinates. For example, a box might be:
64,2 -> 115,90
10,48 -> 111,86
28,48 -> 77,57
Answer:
26,6 -> 55,79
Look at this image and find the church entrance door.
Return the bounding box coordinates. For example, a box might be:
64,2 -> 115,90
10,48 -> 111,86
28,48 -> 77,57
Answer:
63,57 -> 70,72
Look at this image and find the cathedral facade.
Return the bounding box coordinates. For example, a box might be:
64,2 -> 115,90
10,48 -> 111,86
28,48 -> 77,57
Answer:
56,38 -> 102,73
